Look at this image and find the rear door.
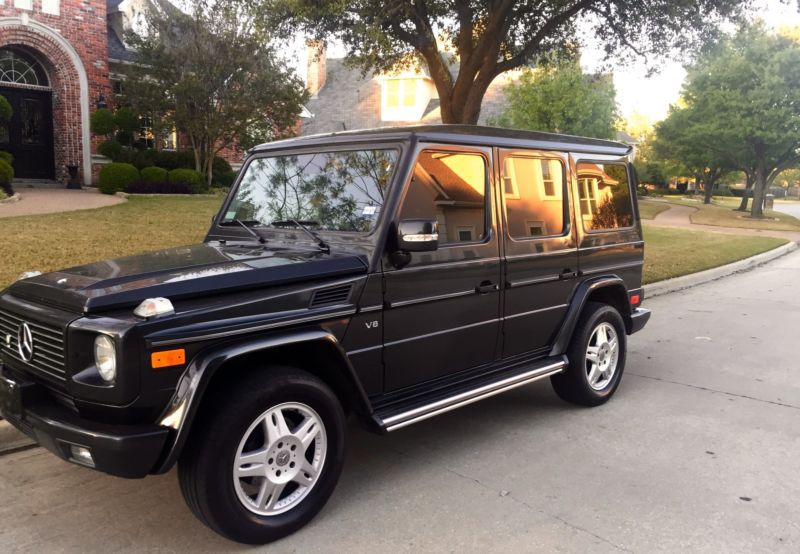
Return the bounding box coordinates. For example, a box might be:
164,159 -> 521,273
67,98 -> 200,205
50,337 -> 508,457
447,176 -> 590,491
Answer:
382,145 -> 502,392
497,149 -> 579,358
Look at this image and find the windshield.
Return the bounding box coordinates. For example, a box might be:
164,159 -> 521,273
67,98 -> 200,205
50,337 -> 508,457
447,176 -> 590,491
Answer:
222,148 -> 399,234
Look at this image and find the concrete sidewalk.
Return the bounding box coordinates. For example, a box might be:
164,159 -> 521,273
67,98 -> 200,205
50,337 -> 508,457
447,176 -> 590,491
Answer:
648,202 -> 800,243
0,188 -> 125,218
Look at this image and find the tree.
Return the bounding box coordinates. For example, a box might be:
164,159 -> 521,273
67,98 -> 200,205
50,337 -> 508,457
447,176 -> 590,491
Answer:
124,0 -> 308,186
493,60 -> 618,139
676,22 -> 800,217
653,103 -> 737,204
270,0 -> 747,124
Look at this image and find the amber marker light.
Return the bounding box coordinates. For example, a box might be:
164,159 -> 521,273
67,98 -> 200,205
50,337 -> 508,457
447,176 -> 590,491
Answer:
151,348 -> 186,369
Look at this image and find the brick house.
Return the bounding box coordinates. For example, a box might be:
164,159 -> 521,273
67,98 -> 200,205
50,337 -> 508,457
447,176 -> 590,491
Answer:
0,0 -> 184,186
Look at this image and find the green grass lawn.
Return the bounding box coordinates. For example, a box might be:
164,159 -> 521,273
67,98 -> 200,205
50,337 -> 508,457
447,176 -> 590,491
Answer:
637,200 -> 671,220
659,196 -> 800,231
0,196 -> 789,289
642,226 -> 787,284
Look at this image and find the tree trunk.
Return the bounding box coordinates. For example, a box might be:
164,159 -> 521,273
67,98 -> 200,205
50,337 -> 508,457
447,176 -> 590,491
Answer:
750,160 -> 768,218
703,173 -> 715,205
736,173 -> 754,212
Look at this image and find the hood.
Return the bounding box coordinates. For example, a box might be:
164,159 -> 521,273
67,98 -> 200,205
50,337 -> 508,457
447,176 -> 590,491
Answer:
7,243 -> 368,313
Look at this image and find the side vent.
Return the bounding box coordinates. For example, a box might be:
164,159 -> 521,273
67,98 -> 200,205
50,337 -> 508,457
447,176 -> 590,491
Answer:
310,284 -> 353,308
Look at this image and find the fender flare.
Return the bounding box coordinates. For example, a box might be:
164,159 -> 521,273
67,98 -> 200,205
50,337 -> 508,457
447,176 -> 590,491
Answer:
549,276 -> 631,357
151,328 -> 370,474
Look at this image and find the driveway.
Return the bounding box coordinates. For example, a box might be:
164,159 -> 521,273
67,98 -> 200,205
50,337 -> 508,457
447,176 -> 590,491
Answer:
0,188 -> 124,218
1,252 -> 799,552
772,201 -> 800,219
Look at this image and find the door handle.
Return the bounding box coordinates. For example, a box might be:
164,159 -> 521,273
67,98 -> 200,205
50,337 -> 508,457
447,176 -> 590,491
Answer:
476,281 -> 499,294
559,269 -> 579,280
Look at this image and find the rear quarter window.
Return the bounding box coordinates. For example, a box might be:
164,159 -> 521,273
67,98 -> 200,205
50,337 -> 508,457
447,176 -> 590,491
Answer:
576,162 -> 634,232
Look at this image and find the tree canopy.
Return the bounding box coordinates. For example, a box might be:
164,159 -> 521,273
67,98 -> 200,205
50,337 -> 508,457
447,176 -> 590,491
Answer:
493,60 -> 618,139
123,0 -> 308,185
268,0 -> 749,124
654,22 -> 800,215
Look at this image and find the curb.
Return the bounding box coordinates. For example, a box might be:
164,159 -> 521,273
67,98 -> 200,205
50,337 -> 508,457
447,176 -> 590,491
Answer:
646,241 -> 798,298
0,192 -> 21,204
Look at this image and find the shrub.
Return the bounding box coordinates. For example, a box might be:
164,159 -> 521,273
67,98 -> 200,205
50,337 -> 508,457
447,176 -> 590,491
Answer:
125,181 -> 194,194
90,108 -> 117,136
131,149 -> 160,169
169,168 -> 206,193
0,158 -> 14,185
98,139 -> 123,160
0,189 -> 6,201
98,163 -> 139,194
218,170 -> 239,188
0,150 -> 13,165
212,156 -> 233,185
140,166 -> 169,182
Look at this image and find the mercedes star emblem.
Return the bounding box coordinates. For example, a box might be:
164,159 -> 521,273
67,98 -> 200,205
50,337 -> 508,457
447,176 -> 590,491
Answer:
17,322 -> 34,363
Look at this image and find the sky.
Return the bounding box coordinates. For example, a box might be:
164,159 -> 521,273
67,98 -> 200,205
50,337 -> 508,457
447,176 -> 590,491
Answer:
286,0 -> 800,126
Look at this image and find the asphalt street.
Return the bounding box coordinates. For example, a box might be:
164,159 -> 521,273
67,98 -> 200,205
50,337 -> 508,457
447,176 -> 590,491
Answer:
773,201 -> 800,219
1,251 -> 799,553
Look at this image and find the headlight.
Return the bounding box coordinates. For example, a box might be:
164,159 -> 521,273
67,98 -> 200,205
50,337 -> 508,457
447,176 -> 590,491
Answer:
94,335 -> 117,383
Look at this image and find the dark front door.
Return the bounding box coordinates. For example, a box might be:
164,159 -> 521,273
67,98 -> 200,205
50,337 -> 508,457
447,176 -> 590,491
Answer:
0,87 -> 55,180
382,146 -> 502,392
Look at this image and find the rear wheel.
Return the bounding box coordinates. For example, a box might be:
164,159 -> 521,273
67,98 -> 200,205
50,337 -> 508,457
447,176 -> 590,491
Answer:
178,367 -> 346,544
551,302 -> 627,406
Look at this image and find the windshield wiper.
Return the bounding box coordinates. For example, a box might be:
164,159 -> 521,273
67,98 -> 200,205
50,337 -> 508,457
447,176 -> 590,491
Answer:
221,219 -> 267,244
271,219 -> 330,254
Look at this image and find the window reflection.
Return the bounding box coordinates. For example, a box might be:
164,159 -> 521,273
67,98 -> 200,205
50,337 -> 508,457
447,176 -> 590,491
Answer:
503,157 -> 565,239
399,151 -> 487,245
224,149 -> 398,233
577,163 -> 633,231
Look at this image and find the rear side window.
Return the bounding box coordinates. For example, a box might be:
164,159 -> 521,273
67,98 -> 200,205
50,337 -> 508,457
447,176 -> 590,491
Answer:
398,151 -> 488,245
576,162 -> 633,231
502,156 -> 566,238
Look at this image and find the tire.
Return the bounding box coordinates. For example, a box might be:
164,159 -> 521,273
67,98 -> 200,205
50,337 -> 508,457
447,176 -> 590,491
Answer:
178,366 -> 346,544
551,301 -> 627,407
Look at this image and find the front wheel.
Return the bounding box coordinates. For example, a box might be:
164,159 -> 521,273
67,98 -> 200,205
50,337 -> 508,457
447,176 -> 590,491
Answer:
178,367 -> 346,544
551,301 -> 627,406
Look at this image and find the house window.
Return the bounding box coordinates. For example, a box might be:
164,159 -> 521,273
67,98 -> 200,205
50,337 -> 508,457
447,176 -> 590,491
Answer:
0,49 -> 48,87
577,163 -> 634,231
42,0 -> 59,15
139,115 -> 155,149
456,226 -> 475,242
541,161 -> 557,198
161,128 -> 178,150
381,78 -> 423,121
14,0 -> 32,10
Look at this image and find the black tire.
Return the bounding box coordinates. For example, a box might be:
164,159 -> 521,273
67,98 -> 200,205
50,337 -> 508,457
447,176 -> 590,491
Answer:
178,366 -> 346,544
551,301 -> 627,407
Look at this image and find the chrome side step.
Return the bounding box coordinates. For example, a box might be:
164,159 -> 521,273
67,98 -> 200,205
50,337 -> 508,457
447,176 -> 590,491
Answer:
377,357 -> 567,432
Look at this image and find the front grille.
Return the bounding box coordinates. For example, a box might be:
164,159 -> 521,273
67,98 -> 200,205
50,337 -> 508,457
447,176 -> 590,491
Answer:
0,309 -> 67,382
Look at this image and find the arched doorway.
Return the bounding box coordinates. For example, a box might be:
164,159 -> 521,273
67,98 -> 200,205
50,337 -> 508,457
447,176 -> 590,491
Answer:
0,47 -> 55,180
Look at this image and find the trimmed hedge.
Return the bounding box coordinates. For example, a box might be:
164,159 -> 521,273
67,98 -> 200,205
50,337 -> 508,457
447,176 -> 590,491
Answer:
0,151 -> 13,165
169,168 -> 206,193
140,166 -> 169,183
218,170 -> 239,188
125,181 -> 194,195
99,163 -> 139,194
98,139 -> 123,160
0,158 -> 14,187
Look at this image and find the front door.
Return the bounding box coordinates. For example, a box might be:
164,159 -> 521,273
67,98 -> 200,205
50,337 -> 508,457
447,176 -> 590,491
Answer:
382,145 -> 502,392
0,87 -> 55,180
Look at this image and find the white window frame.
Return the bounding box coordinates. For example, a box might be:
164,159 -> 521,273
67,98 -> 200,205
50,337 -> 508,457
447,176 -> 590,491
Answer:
42,0 -> 60,15
14,0 -> 32,10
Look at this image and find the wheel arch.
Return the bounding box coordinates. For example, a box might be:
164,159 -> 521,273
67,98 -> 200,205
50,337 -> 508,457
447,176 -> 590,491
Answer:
151,329 -> 371,474
549,276 -> 633,357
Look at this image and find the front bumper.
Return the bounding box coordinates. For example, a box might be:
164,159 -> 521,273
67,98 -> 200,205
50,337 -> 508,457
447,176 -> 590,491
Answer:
629,308 -> 651,334
0,364 -> 170,479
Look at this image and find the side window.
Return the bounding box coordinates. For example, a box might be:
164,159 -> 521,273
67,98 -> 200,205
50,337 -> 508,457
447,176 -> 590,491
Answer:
502,156 -> 566,239
576,162 -> 634,232
398,151 -> 488,246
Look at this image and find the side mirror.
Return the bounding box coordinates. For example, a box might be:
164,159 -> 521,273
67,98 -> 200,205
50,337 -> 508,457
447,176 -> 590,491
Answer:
397,219 -> 439,252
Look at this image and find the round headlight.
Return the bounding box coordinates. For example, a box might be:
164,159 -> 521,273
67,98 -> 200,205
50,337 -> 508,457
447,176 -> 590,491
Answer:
94,335 -> 117,383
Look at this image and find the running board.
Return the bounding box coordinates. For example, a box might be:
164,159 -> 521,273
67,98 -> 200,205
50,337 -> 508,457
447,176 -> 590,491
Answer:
374,357 -> 567,432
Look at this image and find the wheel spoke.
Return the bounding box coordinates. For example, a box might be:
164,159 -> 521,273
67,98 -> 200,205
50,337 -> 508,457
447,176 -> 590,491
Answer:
587,365 -> 600,386
294,416 -> 321,449
237,448 -> 267,468
256,481 -> 285,510
296,460 -> 318,484
237,462 -> 267,478
596,325 -> 607,344
264,408 -> 291,444
586,346 -> 600,364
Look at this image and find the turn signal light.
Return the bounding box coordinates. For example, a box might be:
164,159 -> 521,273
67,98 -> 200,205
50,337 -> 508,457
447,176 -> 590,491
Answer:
151,348 -> 186,369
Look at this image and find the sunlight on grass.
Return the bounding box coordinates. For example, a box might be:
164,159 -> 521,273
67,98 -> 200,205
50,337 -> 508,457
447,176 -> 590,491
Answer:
659,196 -> 800,231
637,200 -> 671,220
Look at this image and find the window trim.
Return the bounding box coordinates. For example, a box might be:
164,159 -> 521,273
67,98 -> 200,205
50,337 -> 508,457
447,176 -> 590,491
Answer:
395,146 -> 493,250
575,160 -> 636,235
500,153 -> 571,243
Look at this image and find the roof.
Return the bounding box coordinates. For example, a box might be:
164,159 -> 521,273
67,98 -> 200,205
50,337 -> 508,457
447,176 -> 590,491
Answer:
253,125 -> 632,157
107,27 -> 137,63
301,59 -> 511,136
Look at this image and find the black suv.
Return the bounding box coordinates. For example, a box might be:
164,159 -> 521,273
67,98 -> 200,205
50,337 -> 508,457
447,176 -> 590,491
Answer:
0,126 -> 650,544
